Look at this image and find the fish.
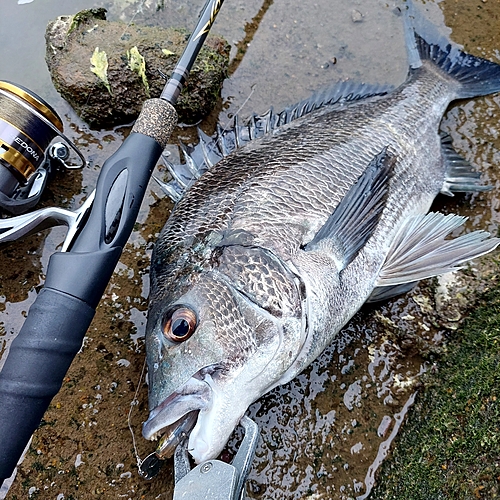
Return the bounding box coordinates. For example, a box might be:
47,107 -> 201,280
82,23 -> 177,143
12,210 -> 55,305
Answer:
142,7 -> 500,464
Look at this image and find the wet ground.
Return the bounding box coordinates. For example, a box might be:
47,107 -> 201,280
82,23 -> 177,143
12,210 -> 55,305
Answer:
0,0 -> 499,499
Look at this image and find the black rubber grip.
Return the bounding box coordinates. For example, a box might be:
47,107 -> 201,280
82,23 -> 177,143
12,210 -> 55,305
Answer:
0,132 -> 164,484
0,287 -> 95,481
70,132 -> 163,254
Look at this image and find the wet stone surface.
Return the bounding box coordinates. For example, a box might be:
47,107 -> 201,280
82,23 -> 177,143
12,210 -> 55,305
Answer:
1,0 -> 499,499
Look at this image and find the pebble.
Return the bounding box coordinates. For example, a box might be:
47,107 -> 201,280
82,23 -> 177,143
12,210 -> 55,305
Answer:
352,9 -> 363,22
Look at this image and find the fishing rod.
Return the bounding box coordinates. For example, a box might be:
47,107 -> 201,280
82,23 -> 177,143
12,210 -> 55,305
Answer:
0,0 -> 225,485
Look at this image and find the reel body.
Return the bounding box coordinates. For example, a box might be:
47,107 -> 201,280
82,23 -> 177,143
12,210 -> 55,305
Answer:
0,81 -> 83,215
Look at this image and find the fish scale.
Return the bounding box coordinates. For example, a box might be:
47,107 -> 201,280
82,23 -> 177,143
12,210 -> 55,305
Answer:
143,16 -> 500,464
234,86 -> 437,256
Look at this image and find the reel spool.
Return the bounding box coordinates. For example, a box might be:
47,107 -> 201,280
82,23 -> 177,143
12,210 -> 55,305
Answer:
0,80 -> 85,215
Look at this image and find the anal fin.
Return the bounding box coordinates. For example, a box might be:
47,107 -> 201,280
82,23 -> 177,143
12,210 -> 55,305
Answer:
307,147 -> 395,268
440,134 -> 492,196
376,212 -> 500,287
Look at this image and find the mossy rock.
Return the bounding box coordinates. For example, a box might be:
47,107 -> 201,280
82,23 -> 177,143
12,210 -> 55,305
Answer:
45,9 -> 230,127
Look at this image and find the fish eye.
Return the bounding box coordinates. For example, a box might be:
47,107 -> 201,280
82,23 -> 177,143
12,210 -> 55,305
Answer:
162,306 -> 197,343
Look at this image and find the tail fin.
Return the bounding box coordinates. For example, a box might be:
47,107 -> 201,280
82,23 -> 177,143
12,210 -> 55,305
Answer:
404,2 -> 500,99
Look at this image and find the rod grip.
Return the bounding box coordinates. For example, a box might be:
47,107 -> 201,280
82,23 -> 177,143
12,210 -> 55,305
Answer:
132,98 -> 177,149
0,287 -> 95,482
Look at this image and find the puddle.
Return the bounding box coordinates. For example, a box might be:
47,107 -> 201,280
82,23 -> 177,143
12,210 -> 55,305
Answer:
1,0 -> 499,498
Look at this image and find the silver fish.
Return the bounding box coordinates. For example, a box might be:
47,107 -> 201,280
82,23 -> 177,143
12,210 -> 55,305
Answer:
142,12 -> 500,463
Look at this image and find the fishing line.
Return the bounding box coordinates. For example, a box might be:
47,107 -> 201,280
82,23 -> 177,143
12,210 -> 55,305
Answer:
127,357 -> 147,469
221,83 -> 256,133
120,0 -> 148,39
0,81 -> 86,215
0,82 -> 86,174
0,97 -> 56,148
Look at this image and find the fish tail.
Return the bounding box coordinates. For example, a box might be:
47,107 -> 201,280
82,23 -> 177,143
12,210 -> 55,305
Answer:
404,3 -> 500,99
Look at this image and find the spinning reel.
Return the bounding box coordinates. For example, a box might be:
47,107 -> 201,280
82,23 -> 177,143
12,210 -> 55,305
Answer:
0,80 -> 85,216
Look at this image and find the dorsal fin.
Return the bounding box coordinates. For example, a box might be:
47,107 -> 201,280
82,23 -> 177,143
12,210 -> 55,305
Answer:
157,81 -> 393,202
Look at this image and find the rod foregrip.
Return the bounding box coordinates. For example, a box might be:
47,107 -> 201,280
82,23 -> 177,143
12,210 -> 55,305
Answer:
69,132 -> 162,253
132,98 -> 177,149
0,287 -> 95,481
70,100 -> 175,254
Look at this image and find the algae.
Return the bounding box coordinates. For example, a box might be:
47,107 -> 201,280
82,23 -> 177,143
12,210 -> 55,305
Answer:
372,275 -> 500,499
90,47 -> 111,94
68,8 -> 106,35
127,46 -> 149,96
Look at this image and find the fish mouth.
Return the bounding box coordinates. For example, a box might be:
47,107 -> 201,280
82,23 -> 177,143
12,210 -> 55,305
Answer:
142,372 -> 212,450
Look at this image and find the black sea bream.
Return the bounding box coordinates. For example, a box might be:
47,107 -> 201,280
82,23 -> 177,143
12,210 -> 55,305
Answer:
142,9 -> 500,463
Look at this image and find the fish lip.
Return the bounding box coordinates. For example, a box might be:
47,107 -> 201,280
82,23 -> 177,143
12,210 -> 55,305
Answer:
142,374 -> 212,441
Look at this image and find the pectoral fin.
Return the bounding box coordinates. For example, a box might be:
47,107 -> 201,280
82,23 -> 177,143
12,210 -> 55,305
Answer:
376,212 -> 500,286
307,147 -> 394,269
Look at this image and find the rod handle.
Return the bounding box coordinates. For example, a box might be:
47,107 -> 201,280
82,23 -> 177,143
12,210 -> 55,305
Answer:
0,288 -> 95,482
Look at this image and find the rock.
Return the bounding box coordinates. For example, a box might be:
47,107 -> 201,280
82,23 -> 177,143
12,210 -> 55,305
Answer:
351,9 -> 363,23
45,9 -> 230,127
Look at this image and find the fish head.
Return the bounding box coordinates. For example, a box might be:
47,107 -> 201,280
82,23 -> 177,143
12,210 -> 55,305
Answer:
143,246 -> 305,463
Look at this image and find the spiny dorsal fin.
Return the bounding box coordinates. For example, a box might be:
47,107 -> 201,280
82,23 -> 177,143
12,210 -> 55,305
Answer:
440,134 -> 492,196
306,147 -> 395,269
376,212 -> 500,286
203,81 -> 392,166
159,82 -> 393,202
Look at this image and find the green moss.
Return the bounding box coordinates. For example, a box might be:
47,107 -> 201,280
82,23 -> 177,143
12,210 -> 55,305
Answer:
32,461 -> 44,472
176,42 -> 229,123
372,281 -> 500,499
68,8 -> 107,35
